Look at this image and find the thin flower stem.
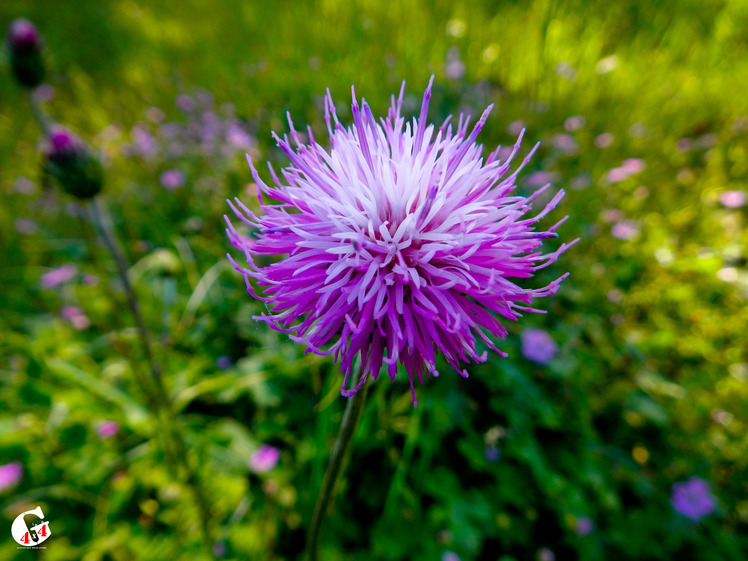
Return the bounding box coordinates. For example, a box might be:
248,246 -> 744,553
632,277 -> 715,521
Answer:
26,93 -> 215,557
87,198 -> 215,552
307,367 -> 369,561
27,90 -> 51,136
87,198 -> 168,400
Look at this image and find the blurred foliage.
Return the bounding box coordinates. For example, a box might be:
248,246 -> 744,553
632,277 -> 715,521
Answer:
1,0 -> 748,559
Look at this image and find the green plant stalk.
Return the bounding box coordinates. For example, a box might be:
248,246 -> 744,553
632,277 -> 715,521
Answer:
26,98 -> 215,556
28,90 -> 51,136
87,198 -> 167,400
307,368 -> 369,561
88,190 -> 215,555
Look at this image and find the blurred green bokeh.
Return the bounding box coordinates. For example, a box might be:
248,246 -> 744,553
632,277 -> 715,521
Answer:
1,0 -> 748,559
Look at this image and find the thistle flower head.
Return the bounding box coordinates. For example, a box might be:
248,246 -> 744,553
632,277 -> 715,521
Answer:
226,78 -> 577,406
6,18 -> 44,88
7,19 -> 41,50
43,127 -> 103,199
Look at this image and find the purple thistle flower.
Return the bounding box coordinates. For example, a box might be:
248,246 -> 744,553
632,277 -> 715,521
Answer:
521,328 -> 558,364
249,444 -> 281,473
672,477 -> 716,521
226,78 -> 577,406
0,462 -> 23,491
7,19 -> 41,50
6,19 -> 44,88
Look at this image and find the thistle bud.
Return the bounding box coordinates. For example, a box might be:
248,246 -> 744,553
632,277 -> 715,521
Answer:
6,18 -> 45,88
43,128 -> 104,199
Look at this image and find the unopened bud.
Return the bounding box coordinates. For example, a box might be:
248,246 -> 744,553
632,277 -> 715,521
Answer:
6,19 -> 45,88
43,128 -> 103,199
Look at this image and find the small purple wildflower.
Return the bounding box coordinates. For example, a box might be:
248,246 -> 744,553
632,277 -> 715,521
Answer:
621,158 -> 645,174
40,264 -> 77,288
484,446 -> 501,463
595,133 -> 614,148
14,177 -> 36,194
525,171 -> 559,188
537,548 -> 555,561
611,220 -> 639,241
521,328 -> 558,364
575,517 -> 594,536
551,133 -> 579,155
0,462 -> 23,491
226,122 -> 254,149
442,553 -> 461,561
605,159 -> 644,184
444,47 -> 466,81
61,305 -> 91,330
677,138 -> 692,152
227,78 -> 577,406
132,124 -> 158,158
95,420 -> 120,439
672,477 -> 716,521
507,120 -> 526,136
15,218 -> 38,234
33,83 -> 55,102
213,540 -> 227,557
215,355 -> 232,369
720,190 -> 746,208
564,115 -> 585,132
249,444 -> 280,473
160,169 -> 185,190
177,94 -> 196,112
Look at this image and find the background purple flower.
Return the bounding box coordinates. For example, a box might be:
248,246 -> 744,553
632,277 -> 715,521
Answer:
249,445 -> 280,473
215,355 -> 232,369
611,220 -> 639,241
0,462 -> 23,491
575,517 -> 594,536
160,169 -> 186,190
95,420 -> 120,439
719,190 -> 746,208
672,477 -> 716,521
40,264 -> 78,287
61,305 -> 91,330
227,79 -> 576,406
537,548 -> 555,561
521,328 -> 559,364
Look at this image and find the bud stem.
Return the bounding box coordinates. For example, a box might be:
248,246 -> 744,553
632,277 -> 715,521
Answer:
88,193 -> 216,558
307,364 -> 369,561
27,90 -> 51,136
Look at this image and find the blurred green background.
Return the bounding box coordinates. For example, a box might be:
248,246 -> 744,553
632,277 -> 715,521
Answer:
2,0 -> 748,559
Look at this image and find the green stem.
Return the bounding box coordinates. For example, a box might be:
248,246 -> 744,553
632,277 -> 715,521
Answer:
87,198 -> 215,552
25,90 -> 214,556
28,89 -> 52,136
87,198 -> 167,400
307,368 -> 369,561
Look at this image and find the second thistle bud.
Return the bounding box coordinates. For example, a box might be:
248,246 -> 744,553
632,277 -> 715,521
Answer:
43,128 -> 104,200
6,18 -> 45,88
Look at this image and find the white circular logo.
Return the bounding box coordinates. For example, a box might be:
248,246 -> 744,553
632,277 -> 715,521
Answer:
11,506 -> 52,547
